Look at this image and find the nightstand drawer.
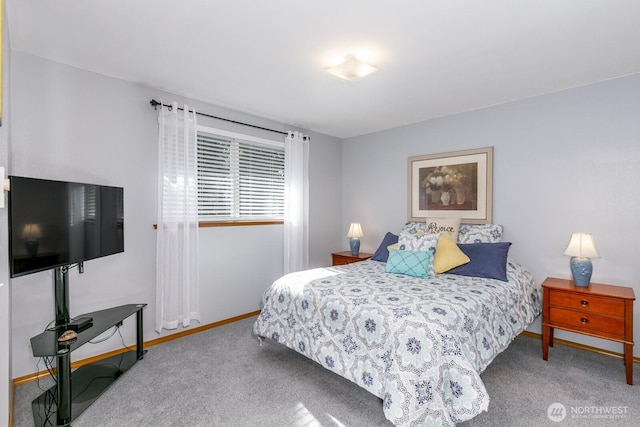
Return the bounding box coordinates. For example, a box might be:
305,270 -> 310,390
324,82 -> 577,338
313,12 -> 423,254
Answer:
549,292 -> 625,316
332,255 -> 353,266
549,307 -> 625,338
331,251 -> 373,266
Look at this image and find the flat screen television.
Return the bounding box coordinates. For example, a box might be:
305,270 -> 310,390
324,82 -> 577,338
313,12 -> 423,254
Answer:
8,176 -> 124,278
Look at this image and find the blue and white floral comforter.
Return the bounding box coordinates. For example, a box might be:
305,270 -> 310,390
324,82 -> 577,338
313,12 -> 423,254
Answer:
253,259 -> 542,426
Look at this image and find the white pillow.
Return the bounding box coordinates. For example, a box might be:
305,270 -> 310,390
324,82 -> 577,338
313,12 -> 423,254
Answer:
425,217 -> 461,242
457,224 -> 504,243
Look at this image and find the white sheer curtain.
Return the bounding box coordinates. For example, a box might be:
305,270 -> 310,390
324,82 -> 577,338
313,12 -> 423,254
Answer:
284,131 -> 310,274
156,101 -> 200,333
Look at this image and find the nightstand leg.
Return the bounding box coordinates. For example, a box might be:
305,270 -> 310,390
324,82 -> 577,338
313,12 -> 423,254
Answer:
624,343 -> 633,385
542,325 -> 550,360
549,327 -> 554,347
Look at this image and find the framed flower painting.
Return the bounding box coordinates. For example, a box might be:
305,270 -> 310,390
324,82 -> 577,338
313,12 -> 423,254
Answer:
408,147 -> 493,224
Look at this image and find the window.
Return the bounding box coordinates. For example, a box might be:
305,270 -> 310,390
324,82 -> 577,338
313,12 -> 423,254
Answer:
197,128 -> 285,221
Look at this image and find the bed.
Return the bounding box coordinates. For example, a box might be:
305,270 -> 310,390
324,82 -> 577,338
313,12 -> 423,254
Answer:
252,223 -> 542,426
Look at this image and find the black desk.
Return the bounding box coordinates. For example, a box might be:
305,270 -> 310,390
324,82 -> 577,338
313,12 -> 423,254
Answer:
30,304 -> 147,426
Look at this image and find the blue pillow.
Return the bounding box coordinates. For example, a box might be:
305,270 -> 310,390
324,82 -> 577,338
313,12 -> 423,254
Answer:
447,242 -> 512,281
385,249 -> 432,278
371,232 -> 399,262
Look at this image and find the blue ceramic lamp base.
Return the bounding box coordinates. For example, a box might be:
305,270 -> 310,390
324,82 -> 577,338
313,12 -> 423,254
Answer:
25,240 -> 39,258
570,256 -> 593,287
350,238 -> 360,256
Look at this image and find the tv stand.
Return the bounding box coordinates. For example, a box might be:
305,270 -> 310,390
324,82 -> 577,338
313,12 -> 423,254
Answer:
30,304 -> 147,426
29,267 -> 147,426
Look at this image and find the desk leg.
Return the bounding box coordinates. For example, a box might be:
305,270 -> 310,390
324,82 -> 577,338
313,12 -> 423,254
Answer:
136,306 -> 144,360
57,349 -> 71,426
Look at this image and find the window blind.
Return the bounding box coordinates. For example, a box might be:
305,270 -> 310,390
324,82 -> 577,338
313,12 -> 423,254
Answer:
85,185 -> 96,220
197,132 -> 284,220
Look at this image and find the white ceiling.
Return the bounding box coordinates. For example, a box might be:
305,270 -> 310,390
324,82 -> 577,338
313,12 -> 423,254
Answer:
6,1 -> 640,138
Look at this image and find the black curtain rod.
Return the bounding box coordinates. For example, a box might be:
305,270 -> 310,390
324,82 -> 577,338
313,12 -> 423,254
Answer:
150,99 -> 288,136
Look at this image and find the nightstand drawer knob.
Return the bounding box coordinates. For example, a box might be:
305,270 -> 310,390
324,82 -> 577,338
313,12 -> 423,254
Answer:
580,300 -> 589,307
580,317 -> 589,324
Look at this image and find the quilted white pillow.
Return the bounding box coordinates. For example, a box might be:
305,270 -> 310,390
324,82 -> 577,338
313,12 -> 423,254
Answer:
457,224 -> 503,243
400,221 -> 427,237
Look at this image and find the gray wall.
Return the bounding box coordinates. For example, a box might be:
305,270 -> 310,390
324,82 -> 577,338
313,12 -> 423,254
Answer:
8,51 -> 342,378
342,73 -> 640,356
0,6 -> 11,424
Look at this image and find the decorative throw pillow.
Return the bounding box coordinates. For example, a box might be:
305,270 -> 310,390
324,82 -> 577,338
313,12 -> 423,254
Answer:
425,217 -> 461,241
387,243 -> 398,251
385,249 -> 433,278
371,232 -> 399,262
433,233 -> 470,274
398,232 -> 440,253
398,232 -> 439,277
457,224 -> 504,244
447,242 -> 512,281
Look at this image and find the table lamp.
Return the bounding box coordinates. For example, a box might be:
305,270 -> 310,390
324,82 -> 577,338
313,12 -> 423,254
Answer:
22,223 -> 43,257
563,232 -> 599,287
347,223 -> 363,256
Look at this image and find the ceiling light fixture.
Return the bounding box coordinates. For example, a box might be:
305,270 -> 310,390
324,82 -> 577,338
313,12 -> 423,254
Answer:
325,54 -> 378,81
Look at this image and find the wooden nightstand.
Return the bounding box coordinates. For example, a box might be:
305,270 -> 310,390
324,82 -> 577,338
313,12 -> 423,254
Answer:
331,251 -> 373,266
541,277 -> 636,385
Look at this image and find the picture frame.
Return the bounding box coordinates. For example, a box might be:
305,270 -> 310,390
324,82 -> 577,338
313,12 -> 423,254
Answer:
408,147 -> 493,224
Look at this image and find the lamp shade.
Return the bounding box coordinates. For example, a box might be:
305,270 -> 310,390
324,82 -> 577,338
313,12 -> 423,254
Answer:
21,224 -> 43,239
563,233 -> 599,258
347,223 -> 363,238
